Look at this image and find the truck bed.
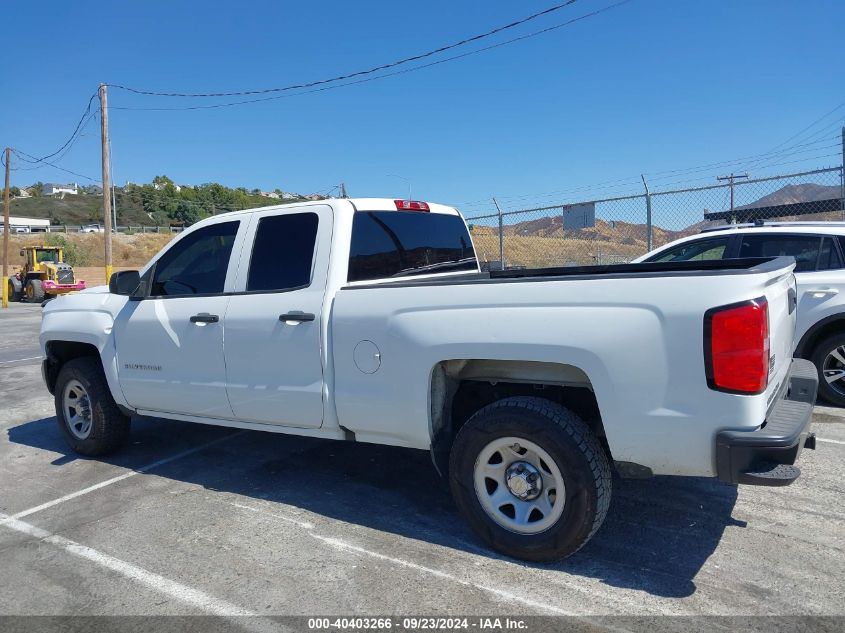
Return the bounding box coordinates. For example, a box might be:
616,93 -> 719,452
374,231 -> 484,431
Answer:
343,256 -> 794,289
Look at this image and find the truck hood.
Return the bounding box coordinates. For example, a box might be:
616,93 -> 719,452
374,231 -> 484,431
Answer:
78,284 -> 110,295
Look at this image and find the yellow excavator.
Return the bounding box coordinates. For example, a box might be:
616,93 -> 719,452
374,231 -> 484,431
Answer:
8,246 -> 86,302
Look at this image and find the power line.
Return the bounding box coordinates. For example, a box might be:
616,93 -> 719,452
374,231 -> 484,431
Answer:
110,1 -> 632,112
13,92 -> 99,166
9,149 -> 99,182
108,2 -> 580,98
455,133 -> 840,209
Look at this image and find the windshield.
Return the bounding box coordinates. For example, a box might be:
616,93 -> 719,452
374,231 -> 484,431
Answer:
36,250 -> 60,263
348,211 -> 477,282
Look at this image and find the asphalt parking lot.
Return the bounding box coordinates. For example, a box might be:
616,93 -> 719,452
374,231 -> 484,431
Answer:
1,301 -> 843,625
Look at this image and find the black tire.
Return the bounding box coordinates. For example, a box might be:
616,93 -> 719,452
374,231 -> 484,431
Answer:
811,332 -> 845,407
8,279 -> 22,302
449,396 -> 611,562
25,279 -> 45,302
54,357 -> 130,456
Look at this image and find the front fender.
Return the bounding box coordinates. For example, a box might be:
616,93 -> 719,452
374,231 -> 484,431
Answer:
40,296 -> 130,409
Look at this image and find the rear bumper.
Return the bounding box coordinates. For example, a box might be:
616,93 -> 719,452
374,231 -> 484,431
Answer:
715,358 -> 817,486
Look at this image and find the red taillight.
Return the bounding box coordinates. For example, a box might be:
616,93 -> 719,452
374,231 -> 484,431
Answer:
394,200 -> 430,212
704,298 -> 769,394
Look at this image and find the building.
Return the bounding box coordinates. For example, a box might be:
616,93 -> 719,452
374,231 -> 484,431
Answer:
153,182 -> 181,192
43,183 -> 78,196
260,191 -> 280,199
2,216 -> 51,233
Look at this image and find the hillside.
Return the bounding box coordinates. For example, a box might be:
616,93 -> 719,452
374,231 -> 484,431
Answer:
10,193 -> 153,225
11,177 -> 315,226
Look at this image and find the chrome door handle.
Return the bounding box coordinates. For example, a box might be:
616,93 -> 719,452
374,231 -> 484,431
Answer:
279,311 -> 315,322
807,288 -> 839,296
190,313 -> 219,323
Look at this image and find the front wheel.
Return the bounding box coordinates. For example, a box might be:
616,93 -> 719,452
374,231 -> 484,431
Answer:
811,332 -> 845,406
449,396 -> 612,562
25,279 -> 45,302
54,357 -> 130,455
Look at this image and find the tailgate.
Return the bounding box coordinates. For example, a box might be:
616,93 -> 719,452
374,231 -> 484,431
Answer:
762,269 -> 797,404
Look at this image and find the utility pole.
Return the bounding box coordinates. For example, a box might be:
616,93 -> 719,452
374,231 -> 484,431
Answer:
641,175 -> 653,252
340,182 -> 348,199
493,197 -> 505,270
99,83 -> 113,283
2,148 -> 10,309
717,172 -> 749,221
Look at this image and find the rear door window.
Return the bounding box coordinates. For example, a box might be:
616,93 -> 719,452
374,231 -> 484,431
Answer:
738,234 -> 822,272
648,237 -> 730,262
247,212 -> 319,292
348,211 -> 477,282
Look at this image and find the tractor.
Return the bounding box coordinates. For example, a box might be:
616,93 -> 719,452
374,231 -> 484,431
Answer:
8,246 -> 86,302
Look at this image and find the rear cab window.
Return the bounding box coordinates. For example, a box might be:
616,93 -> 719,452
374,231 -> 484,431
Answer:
348,211 -> 477,283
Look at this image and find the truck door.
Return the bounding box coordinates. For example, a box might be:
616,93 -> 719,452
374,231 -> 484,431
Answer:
114,219 -> 246,418
223,205 -> 332,428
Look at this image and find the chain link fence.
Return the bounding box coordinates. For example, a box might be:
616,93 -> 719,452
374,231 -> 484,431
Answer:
464,166 -> 845,269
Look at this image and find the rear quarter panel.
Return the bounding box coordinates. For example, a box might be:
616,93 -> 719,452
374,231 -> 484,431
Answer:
330,265 -> 796,477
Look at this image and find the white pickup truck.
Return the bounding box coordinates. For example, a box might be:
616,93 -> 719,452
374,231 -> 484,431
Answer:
40,198 -> 817,561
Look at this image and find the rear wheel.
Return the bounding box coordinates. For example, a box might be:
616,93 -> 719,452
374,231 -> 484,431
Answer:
449,396 -> 612,562
7,279 -> 22,302
54,357 -> 130,455
25,279 -> 45,302
811,332 -> 845,406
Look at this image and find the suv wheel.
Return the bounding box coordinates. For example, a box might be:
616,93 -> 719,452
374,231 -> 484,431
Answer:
449,396 -> 612,562
811,332 -> 845,407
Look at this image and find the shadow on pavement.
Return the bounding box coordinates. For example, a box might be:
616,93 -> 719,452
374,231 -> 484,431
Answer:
8,415 -> 741,599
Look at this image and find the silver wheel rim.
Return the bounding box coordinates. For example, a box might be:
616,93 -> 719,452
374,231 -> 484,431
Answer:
473,436 -> 565,535
63,380 -> 92,439
823,346 -> 845,396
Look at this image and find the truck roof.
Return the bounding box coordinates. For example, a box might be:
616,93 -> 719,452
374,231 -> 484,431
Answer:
223,197 -> 461,219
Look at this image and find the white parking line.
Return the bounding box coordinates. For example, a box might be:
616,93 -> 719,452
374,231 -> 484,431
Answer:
228,500 -> 581,616
817,437 -> 845,445
0,356 -> 43,366
2,430 -> 247,523
311,533 -> 576,616
0,512 -> 256,616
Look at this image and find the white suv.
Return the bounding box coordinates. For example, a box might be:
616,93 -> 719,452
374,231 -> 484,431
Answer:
638,222 -> 845,406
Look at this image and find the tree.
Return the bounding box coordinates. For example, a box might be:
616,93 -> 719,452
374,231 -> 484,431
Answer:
9,186 -> 20,197
28,182 -> 44,197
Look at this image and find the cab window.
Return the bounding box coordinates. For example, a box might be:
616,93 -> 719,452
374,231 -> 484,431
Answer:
737,235 -> 834,272
648,237 -> 730,263
247,212 -> 319,292
150,221 -> 239,296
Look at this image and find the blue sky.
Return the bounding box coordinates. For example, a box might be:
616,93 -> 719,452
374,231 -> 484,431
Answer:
4,0 -> 844,214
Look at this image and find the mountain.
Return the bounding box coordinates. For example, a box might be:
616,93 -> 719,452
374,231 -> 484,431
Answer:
736,184 -> 841,209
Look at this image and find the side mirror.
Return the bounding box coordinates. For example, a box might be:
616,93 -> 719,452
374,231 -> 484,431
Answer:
109,270 -> 143,297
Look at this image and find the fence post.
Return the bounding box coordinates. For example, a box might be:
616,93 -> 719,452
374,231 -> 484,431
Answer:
840,127 -> 844,219
493,198 -> 505,270
641,175 -> 653,252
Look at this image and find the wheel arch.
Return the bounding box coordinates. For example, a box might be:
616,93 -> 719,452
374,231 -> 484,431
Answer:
795,315 -> 845,359
43,340 -> 101,394
429,359 -> 609,476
